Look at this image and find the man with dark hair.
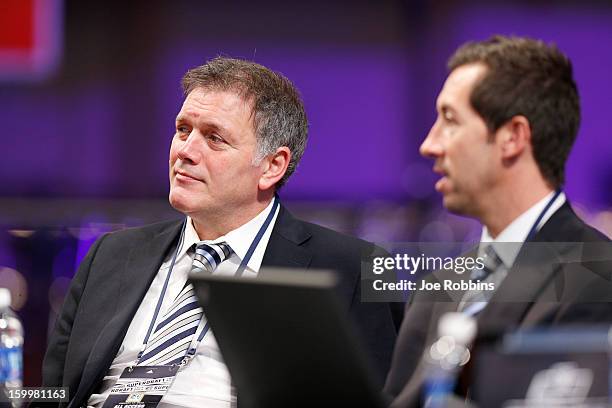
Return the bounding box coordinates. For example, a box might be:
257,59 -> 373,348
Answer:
42,57 -> 399,407
385,36 -> 610,407
446,36 -> 579,191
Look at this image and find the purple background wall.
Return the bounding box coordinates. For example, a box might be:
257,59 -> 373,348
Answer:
3,1 -> 610,208
0,0 -> 611,385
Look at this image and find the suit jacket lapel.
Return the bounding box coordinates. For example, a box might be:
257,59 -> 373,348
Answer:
476,243 -> 562,332
72,220 -> 184,406
476,203 -> 577,332
74,206 -> 312,406
260,205 -> 313,270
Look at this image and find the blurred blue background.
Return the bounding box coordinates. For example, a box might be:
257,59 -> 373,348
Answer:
0,0 -> 611,385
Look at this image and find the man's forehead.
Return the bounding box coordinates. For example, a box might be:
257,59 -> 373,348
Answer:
437,63 -> 487,108
177,87 -> 254,119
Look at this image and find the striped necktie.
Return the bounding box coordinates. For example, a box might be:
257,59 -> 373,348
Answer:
138,242 -> 233,366
457,245 -> 504,315
469,245 -> 503,283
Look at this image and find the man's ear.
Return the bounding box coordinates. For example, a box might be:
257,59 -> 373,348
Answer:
497,115 -> 531,160
258,147 -> 291,191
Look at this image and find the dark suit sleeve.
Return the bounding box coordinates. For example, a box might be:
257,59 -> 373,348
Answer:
42,233 -> 108,387
383,293 -> 434,400
556,276 -> 612,324
351,244 -> 404,387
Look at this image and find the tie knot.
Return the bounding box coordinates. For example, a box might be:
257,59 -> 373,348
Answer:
482,245 -> 502,269
470,245 -> 503,282
192,241 -> 233,274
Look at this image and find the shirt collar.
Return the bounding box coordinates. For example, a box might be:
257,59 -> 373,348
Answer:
183,198 -> 277,262
480,191 -> 566,267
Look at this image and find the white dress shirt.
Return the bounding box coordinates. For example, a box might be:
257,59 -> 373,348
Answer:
459,191 -> 566,315
480,190 -> 566,266
87,199 -> 280,408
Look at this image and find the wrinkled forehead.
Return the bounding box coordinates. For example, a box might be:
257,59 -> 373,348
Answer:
185,84 -> 254,106
178,86 -> 256,122
174,88 -> 258,141
196,83 -> 255,108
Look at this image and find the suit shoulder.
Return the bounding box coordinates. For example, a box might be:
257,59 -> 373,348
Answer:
297,219 -> 380,255
98,218 -> 183,247
579,223 -> 610,242
540,203 -> 610,242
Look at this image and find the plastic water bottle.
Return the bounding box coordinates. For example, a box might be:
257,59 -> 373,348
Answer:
422,312 -> 477,408
0,288 -> 23,389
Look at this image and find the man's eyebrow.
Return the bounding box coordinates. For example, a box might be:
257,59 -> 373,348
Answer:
174,116 -> 229,134
439,104 -> 457,116
175,114 -> 192,123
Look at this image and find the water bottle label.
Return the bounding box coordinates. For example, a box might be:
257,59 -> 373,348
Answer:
0,345 -> 23,383
422,370 -> 456,408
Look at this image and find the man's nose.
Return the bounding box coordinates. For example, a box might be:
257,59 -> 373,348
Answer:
177,132 -> 200,163
419,123 -> 443,159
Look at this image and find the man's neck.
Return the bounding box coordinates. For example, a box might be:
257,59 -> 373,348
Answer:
191,196 -> 274,241
479,182 -> 553,239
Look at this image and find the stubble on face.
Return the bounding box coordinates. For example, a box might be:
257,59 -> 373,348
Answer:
424,64 -> 498,218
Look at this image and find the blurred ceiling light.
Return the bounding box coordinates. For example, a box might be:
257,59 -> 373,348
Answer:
8,230 -> 35,238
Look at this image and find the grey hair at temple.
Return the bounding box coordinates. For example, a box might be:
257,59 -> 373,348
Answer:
182,57 -> 309,189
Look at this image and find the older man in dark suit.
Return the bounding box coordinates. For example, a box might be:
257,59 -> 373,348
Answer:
385,36 -> 611,407
42,57 -> 399,408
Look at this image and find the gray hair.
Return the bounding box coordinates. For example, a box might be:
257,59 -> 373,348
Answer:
182,57 -> 308,189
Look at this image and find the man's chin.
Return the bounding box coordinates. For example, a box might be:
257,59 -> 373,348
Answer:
442,194 -> 466,215
168,193 -> 195,214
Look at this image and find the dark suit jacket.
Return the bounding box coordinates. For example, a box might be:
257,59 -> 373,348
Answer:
384,202 -> 611,408
42,205 -> 401,407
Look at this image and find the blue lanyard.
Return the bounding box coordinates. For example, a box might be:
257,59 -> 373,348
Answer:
524,189 -> 562,242
136,196 -> 280,364
235,195 -> 280,277
463,190 -> 563,318
485,189 -> 562,262
138,218 -> 187,356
